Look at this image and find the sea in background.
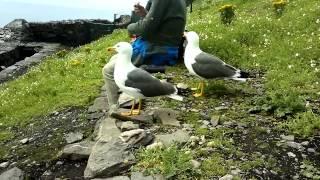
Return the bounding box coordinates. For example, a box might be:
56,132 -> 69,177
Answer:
0,0 -> 148,27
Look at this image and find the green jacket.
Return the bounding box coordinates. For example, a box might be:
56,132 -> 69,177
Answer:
128,0 -> 187,47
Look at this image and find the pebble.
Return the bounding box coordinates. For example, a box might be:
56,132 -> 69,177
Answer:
215,106 -> 229,111
230,168 -> 241,175
307,148 -> 316,153
0,162 -> 9,168
177,83 -> 189,89
191,160 -> 201,169
20,138 -> 29,144
280,135 -> 295,141
286,141 -> 303,150
287,152 -> 296,158
301,141 -> 309,146
219,174 -> 233,180
202,120 -> 210,126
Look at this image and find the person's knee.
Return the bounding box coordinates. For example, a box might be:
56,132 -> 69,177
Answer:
102,63 -> 115,80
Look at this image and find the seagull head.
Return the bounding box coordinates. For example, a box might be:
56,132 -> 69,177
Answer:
184,31 -> 200,47
107,42 -> 133,56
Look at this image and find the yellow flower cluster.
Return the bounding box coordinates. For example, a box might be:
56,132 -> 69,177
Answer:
219,4 -> 236,12
272,0 -> 287,8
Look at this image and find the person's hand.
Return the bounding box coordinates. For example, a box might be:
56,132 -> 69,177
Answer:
134,3 -> 147,17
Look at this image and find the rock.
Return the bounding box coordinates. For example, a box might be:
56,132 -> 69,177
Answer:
155,129 -> 190,147
65,132 -> 83,144
0,162 -> 9,168
92,176 -> 130,180
210,115 -> 220,127
286,142 -> 303,150
231,168 -> 241,175
215,106 -> 228,111
131,172 -> 153,180
153,108 -> 180,127
88,97 -> 108,113
307,148 -> 316,153
219,174 -> 233,180
118,93 -> 137,108
0,167 -> 24,180
84,138 -> 135,178
281,135 -> 295,141
287,152 -> 296,158
146,142 -> 164,150
177,83 -> 189,89
191,160 -> 201,169
119,129 -> 154,147
87,112 -> 105,120
95,117 -> 121,142
20,138 -> 29,144
111,110 -> 153,124
301,141 -> 309,146
61,140 -> 95,160
202,120 -> 210,126
120,121 -> 139,132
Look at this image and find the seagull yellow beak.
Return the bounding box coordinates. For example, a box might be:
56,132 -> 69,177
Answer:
107,47 -> 116,52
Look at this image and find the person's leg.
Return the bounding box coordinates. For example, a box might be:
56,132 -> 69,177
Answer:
102,58 -> 119,113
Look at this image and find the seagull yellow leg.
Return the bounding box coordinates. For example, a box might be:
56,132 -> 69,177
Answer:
192,82 -> 201,91
132,99 -> 142,115
121,100 -> 135,116
193,81 -> 205,97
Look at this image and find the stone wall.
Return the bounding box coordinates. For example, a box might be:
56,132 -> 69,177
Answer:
29,19 -> 115,46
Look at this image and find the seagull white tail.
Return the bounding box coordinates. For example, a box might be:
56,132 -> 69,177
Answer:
167,94 -> 184,101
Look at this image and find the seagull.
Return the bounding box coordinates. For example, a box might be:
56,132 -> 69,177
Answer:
107,42 -> 183,116
183,31 -> 249,97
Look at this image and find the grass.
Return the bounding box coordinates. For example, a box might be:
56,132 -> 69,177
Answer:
133,146 -> 194,179
0,30 -> 128,128
0,0 -> 319,178
281,111 -> 320,138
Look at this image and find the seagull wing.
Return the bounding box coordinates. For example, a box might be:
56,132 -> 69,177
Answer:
192,52 -> 238,79
125,68 -> 176,97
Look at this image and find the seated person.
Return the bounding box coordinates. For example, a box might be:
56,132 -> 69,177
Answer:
103,0 -> 187,112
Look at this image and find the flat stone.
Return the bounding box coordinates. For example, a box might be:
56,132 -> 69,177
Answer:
20,138 -> 29,144
92,176 -> 130,180
87,112 -> 105,120
215,106 -> 229,111
61,140 -> 95,160
96,117 -> 121,142
111,110 -> 153,124
287,152 -> 296,158
153,108 -> 180,127
118,93 -> 137,108
88,97 -> 108,113
65,132 -> 83,144
155,129 -> 190,147
131,172 -> 153,180
0,161 -> 9,168
280,135 -> 294,141
301,141 -> 309,146
191,160 -> 201,169
119,129 -> 154,147
0,167 -> 24,180
286,142 -> 303,150
219,174 -> 233,180
120,121 -> 139,132
84,138 -> 135,179
177,83 -> 189,89
307,148 -> 316,153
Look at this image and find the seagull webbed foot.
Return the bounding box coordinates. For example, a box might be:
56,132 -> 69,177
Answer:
121,111 -> 133,116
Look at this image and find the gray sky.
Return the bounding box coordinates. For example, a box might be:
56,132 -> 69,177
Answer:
0,0 -> 148,27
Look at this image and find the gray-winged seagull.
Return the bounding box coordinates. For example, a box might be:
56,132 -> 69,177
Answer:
184,31 -> 249,97
107,42 -> 183,116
